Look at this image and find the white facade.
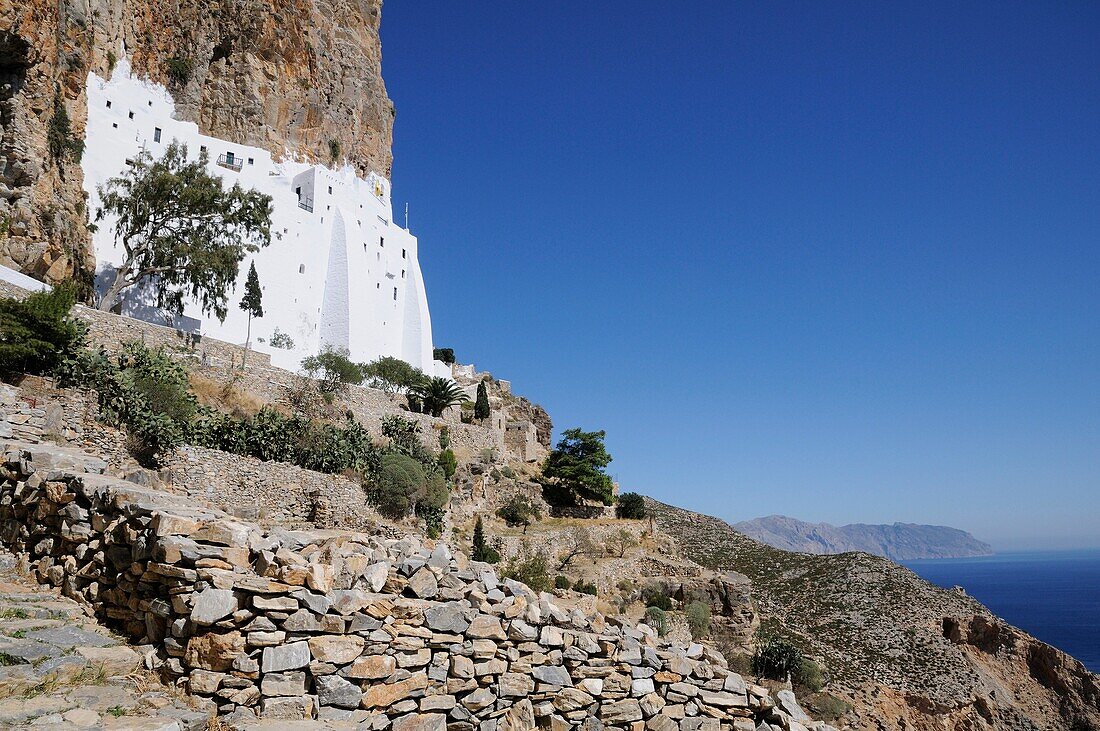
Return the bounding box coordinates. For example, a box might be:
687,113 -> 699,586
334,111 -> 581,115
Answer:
82,57 -> 449,377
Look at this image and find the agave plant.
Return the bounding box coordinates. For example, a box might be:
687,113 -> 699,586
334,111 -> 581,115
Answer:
409,376 -> 469,418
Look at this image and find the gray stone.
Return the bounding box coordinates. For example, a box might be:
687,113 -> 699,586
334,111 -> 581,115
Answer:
532,664 -> 572,687
261,641 -> 311,672
407,566 -> 439,598
316,674 -> 363,708
190,588 -> 238,625
424,603 -> 470,634
260,671 -> 307,696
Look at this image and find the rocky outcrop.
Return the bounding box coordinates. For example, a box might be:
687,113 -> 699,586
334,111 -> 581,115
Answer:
650,498 -> 1100,730
0,439 -> 835,729
0,0 -> 393,284
732,515 -> 993,560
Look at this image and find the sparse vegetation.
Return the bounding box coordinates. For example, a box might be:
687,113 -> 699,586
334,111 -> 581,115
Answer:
645,605 -> 669,637
555,527 -> 595,571
501,544 -> 552,593
268,328 -> 295,350
47,95 -> 84,164
607,528 -> 637,558
361,355 -> 424,394
753,635 -> 804,682
328,138 -> 341,164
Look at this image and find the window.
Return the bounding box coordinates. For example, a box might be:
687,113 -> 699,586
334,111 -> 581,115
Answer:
328,186 -> 332,194
128,111 -> 134,119
147,100 -> 152,107
402,248 -> 406,259
401,270 -> 405,278
200,145 -> 207,153
112,123 -> 117,129
379,237 -> 384,247
105,100 -> 112,108
153,127 -> 161,142
247,157 -> 254,165
376,283 -> 380,289
299,264 -> 305,274
393,287 -> 398,301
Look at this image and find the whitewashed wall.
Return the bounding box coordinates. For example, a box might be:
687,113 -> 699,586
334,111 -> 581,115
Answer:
83,57 -> 449,378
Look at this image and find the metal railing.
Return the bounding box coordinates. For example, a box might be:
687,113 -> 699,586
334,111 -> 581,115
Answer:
216,153 -> 243,172
297,196 -> 314,213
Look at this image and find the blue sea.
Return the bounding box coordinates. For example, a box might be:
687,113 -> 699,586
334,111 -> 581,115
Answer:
904,550 -> 1100,673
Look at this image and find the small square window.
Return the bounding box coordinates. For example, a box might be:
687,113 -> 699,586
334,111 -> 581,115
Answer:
247,157 -> 254,165
105,100 -> 112,108
147,100 -> 152,107
200,145 -> 207,153
128,111 -> 134,120
112,122 -> 117,128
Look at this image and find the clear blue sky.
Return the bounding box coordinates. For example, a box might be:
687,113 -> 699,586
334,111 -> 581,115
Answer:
380,2 -> 1100,550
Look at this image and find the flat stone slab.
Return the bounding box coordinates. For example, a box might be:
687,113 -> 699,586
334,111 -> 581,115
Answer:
25,625 -> 116,648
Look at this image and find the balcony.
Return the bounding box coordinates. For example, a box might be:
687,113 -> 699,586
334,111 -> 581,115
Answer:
297,196 -> 314,213
216,153 -> 243,172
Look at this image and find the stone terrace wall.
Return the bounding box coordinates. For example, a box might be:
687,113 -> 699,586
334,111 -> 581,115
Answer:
0,439 -> 831,731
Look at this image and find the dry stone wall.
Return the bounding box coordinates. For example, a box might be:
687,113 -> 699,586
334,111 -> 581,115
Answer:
0,439 -> 833,731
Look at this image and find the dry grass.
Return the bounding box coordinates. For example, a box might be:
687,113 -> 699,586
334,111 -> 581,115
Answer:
189,372 -> 268,417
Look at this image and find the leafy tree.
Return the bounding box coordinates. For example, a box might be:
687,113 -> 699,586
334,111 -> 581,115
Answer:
642,583 -> 673,611
0,285 -> 85,378
607,528 -> 637,558
433,347 -> 456,364
474,380 -> 490,420
238,262 -> 263,368
301,347 -> 364,399
555,527 -> 595,571
268,328 -> 295,350
438,448 -> 457,478
616,492 -> 646,519
685,600 -> 711,640
408,377 -> 468,418
541,428 -> 614,505
471,516 -> 500,564
95,142 -> 273,318
361,355 -> 423,394
496,494 -> 541,532
554,575 -> 571,590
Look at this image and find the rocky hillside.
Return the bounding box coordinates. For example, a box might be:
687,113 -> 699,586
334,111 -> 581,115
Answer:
0,0 -> 393,285
733,515 -> 993,560
649,498 -> 1100,730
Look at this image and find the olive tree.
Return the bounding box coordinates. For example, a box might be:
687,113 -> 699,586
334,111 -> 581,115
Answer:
95,142 -> 273,318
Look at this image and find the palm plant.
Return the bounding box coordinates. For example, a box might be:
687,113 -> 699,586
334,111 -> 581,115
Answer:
409,377 -> 469,418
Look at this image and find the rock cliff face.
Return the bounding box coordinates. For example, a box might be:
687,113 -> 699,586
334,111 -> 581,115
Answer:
0,0 -> 393,285
733,515 -> 993,561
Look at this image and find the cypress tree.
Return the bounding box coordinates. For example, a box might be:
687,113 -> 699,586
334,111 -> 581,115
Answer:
239,262 -> 263,368
474,380 -> 490,420
471,516 -> 499,564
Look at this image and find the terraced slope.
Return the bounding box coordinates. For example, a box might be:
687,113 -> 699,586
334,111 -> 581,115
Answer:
647,498 -> 1100,730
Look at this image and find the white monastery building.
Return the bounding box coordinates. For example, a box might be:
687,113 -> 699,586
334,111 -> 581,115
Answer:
83,57 -> 449,377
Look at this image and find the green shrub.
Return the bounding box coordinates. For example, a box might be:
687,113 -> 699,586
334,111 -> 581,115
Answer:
616,492 -> 646,519
0,285 -> 85,378
685,600 -> 711,640
302,347 -> 364,398
495,494 -> 541,529
573,580 -> 598,595
644,606 -> 669,637
797,658 -> 824,692
433,347 -> 456,364
641,583 -> 673,611
438,426 -> 450,450
328,139 -> 341,164
361,355 -> 423,394
502,547 -> 551,593
165,57 -> 192,85
47,96 -> 84,163
752,636 -> 804,681
474,381 -> 490,420
804,693 -> 849,722
554,575 -> 571,590
370,452 -> 423,518
438,448 -> 457,478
